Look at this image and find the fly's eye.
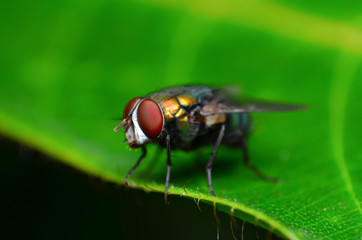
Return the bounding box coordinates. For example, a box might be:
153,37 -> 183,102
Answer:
123,97 -> 141,118
137,99 -> 164,138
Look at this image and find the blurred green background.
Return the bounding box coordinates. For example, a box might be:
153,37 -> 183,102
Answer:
1,0 -> 361,239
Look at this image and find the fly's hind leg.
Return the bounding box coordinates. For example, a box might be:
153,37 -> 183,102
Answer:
125,146 -> 147,186
240,132 -> 279,183
206,124 -> 226,196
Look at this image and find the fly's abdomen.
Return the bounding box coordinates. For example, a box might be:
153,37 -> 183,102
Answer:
223,113 -> 251,147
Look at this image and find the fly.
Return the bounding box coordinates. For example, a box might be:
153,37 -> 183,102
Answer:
114,86 -> 305,203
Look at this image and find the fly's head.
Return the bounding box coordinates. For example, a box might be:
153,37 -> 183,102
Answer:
114,97 -> 164,148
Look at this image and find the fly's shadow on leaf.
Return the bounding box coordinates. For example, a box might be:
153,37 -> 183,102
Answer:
133,147 -> 242,184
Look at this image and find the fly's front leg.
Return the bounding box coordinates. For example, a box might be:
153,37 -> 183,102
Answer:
240,131 -> 279,183
125,146 -> 147,186
164,135 -> 172,204
206,124 -> 226,196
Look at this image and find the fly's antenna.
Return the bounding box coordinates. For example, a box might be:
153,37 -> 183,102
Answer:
114,120 -> 126,132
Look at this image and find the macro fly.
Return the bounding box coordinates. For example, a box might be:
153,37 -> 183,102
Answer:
114,86 -> 305,203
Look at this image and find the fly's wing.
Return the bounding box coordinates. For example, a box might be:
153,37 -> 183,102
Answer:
199,98 -> 307,116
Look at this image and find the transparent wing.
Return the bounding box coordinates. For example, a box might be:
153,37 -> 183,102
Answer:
199,99 -> 307,116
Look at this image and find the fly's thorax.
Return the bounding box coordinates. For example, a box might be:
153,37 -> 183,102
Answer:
157,95 -> 201,142
160,95 -> 196,121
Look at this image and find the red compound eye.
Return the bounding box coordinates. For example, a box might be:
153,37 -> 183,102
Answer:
123,97 -> 141,118
137,99 -> 164,138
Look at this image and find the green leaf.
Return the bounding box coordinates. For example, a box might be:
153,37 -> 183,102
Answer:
0,0 -> 361,239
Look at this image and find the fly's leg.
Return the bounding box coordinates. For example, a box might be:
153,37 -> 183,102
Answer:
240,132 -> 279,183
206,124 -> 226,196
164,135 -> 172,204
125,146 -> 147,186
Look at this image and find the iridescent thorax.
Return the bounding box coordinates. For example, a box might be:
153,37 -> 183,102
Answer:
155,95 -> 197,137
160,95 -> 196,121
154,93 -> 227,127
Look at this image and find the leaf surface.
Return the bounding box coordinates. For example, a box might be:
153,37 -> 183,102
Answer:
0,0 -> 361,239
